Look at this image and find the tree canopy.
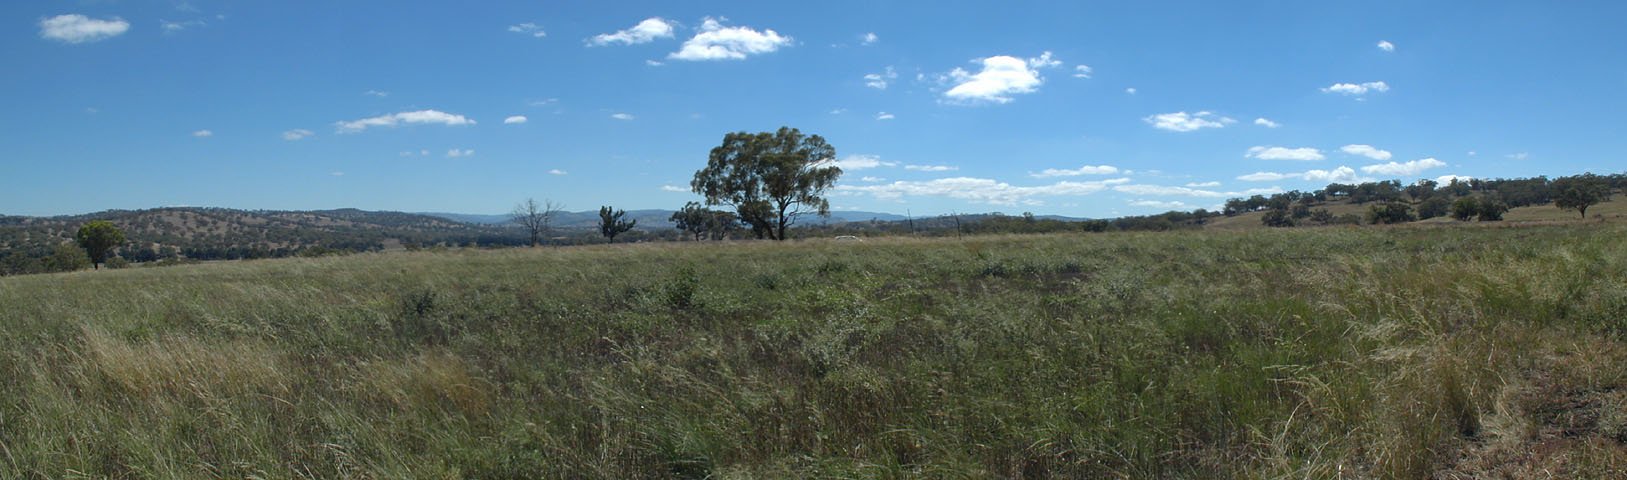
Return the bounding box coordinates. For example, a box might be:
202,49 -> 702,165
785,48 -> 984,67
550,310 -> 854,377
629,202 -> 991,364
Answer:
1553,173 -> 1612,219
598,206 -> 636,243
690,127 -> 842,241
74,220 -> 125,270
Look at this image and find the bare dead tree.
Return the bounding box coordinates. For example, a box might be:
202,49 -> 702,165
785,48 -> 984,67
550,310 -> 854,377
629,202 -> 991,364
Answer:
511,198 -> 563,247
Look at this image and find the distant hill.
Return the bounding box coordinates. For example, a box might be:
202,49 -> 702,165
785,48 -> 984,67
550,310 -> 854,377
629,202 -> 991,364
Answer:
419,209 -> 911,227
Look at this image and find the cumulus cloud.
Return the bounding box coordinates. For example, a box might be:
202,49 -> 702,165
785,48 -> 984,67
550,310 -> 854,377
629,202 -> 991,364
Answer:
589,17 -> 675,46
940,52 -> 1060,104
836,177 -> 1130,205
610,113 -> 635,120
875,112 -> 895,120
508,22 -> 546,38
1360,158 -> 1446,176
1236,166 -> 1364,183
905,164 -> 956,172
1073,65 -> 1093,79
1254,117 -> 1280,128
1246,146 -> 1325,161
39,14 -> 130,44
1340,144 -> 1392,160
861,32 -> 878,45
446,149 -> 474,158
1436,174 -> 1473,184
1031,164 -> 1120,178
1378,40 -> 1395,52
335,110 -> 475,133
1321,81 -> 1390,96
282,129 -> 313,141
504,115 -> 528,124
668,17 -> 791,61
830,154 -> 897,171
1145,111 -> 1234,132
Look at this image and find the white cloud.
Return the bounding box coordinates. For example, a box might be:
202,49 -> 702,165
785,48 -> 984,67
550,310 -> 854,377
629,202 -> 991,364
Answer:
446,149 -> 475,158
39,14 -> 130,44
335,110 -> 475,133
875,112 -> 895,120
548,169 -> 567,175
504,115 -> 528,124
529,98 -> 558,107
1253,117 -> 1280,128
940,52 -> 1060,104
1436,174 -> 1473,184
330,171 -> 345,177
1377,40 -> 1395,52
1246,146 -> 1325,161
192,129 -> 213,137
1125,87 -> 1137,95
610,113 -> 635,120
160,19 -> 205,33
282,129 -> 313,141
1031,164 -> 1119,178
363,90 -> 389,97
507,22 -> 546,38
645,59 -> 664,66
1129,200 -> 1191,209
1506,152 -> 1529,160
1145,111 -> 1235,132
830,154 -> 897,171
905,164 -> 956,172
829,108 -> 846,115
668,17 -> 791,61
1185,181 -> 1222,188
1340,144 -> 1392,160
861,32 -> 878,45
1113,184 -> 1283,198
590,17 -> 676,46
1321,81 -> 1390,96
1360,157 -> 1446,176
859,176 -> 885,182
836,177 -> 1130,206
1073,65 -> 1093,79
660,185 -> 689,192
864,66 -> 897,89
1236,166 -> 1364,183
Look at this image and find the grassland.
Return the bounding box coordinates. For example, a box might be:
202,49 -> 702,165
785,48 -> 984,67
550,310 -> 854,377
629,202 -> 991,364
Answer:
2,224 -> 1625,478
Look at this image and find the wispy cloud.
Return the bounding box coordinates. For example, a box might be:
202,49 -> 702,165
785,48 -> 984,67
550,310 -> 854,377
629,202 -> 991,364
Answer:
830,154 -> 897,171
1340,144 -> 1392,160
446,149 -> 474,158
1246,146 -> 1324,161
860,32 -> 878,45
282,129 -> 313,141
1031,164 -> 1119,178
192,129 -> 213,137
335,110 -> 475,133
1236,166 -> 1365,183
660,185 -> 689,192
1321,81 -> 1390,96
503,115 -> 527,124
1145,111 -> 1234,132
836,177 -> 1130,206
1073,65 -> 1093,79
905,164 -> 956,172
875,112 -> 895,121
39,14 -> 130,44
1377,40 -> 1395,52
610,113 -> 635,121
864,66 -> 897,89
1253,117 -> 1280,128
548,169 -> 567,175
507,22 -> 546,38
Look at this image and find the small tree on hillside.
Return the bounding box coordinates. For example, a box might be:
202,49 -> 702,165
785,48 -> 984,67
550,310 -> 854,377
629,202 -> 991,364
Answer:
1366,202 -> 1416,225
670,202 -> 712,241
1450,197 -> 1480,221
1477,199 -> 1509,221
598,206 -> 636,243
512,198 -> 563,247
1553,173 -> 1612,219
1261,208 -> 1294,227
75,220 -> 125,270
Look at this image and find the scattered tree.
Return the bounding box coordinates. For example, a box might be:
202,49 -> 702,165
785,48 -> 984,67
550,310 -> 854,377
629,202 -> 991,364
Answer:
598,206 -> 636,243
691,127 -> 842,241
1366,202 -> 1416,225
1417,196 -> 1451,220
1261,208 -> 1295,227
1477,199 -> 1509,221
1450,197 -> 1480,221
511,198 -> 563,247
75,220 -> 125,270
1553,173 -> 1612,219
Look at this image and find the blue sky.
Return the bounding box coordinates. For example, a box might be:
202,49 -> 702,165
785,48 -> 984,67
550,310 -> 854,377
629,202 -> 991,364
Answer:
4,1 -> 1625,217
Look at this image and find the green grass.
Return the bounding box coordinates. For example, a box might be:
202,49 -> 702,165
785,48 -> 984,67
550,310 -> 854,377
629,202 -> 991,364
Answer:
3,226 -> 1626,478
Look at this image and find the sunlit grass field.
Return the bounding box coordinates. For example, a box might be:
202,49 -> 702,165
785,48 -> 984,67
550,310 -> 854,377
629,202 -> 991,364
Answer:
2,225 -> 1625,478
